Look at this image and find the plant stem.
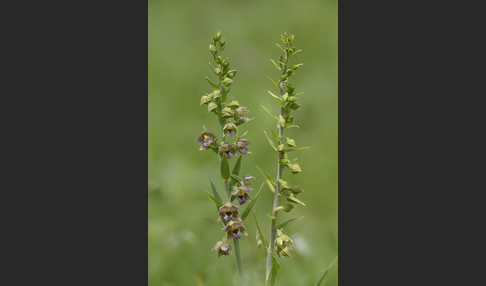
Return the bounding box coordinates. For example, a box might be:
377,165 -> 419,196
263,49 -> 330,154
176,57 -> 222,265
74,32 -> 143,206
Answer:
234,238 -> 243,277
226,177 -> 244,278
265,51 -> 289,283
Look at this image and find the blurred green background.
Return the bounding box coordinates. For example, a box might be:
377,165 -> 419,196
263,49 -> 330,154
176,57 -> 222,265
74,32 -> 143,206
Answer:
149,0 -> 337,285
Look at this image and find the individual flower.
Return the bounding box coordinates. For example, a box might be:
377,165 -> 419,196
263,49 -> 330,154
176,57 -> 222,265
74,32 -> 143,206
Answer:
241,175 -> 254,186
218,143 -> 235,159
275,229 -> 293,257
288,163 -> 302,174
235,106 -> 248,124
223,219 -> 247,240
218,202 -> 239,222
197,131 -> 216,150
223,122 -> 237,137
212,240 -> 231,257
221,107 -> 234,118
235,138 -> 250,154
231,185 -> 253,205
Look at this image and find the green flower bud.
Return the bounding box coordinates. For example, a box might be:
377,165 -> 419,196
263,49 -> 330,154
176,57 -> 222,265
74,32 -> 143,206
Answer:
286,138 -> 296,147
288,163 -> 302,174
292,63 -> 304,70
282,203 -> 294,212
214,31 -> 222,41
209,44 -> 217,53
226,100 -> 240,109
222,77 -> 233,86
221,107 -> 234,118
208,102 -> 218,113
214,67 -> 222,75
200,95 -> 210,105
210,89 -> 221,99
226,70 -> 237,78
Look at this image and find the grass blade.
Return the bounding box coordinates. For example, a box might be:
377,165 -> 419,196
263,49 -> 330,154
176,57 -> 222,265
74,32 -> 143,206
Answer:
261,105 -> 279,121
277,216 -> 304,229
263,130 -> 277,151
316,256 -> 338,286
207,192 -> 222,210
256,166 -> 276,193
241,183 -> 264,220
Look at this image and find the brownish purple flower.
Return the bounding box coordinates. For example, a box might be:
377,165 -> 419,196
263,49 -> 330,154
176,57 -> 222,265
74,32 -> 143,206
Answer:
235,138 -> 250,155
223,122 -> 237,137
231,185 -> 253,205
218,143 -> 235,159
212,240 -> 231,257
197,131 -> 216,150
223,219 -> 247,240
218,202 -> 239,222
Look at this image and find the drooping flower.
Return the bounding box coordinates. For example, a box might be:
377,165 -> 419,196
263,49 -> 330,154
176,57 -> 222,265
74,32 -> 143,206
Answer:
223,219 -> 247,240
241,175 -> 254,186
235,106 -> 248,125
212,240 -> 231,257
235,138 -> 250,154
218,202 -> 239,222
231,185 -> 253,205
197,131 -> 216,150
223,122 -> 237,137
218,143 -> 235,159
275,229 -> 293,257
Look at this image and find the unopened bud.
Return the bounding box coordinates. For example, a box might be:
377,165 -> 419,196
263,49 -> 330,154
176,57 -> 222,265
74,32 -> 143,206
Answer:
214,31 -> 222,41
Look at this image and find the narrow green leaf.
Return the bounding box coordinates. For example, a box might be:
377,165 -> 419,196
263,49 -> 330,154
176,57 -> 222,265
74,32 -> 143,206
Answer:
269,254 -> 281,286
209,179 -> 223,204
287,195 -> 306,206
267,90 -> 281,101
316,256 -> 338,286
270,59 -> 281,71
205,76 -> 219,88
261,105 -> 279,121
293,49 -> 303,56
266,76 -> 280,89
232,155 -> 242,175
253,212 -> 268,251
207,192 -> 222,210
220,157 -> 230,180
286,124 -> 300,129
285,146 -> 311,152
241,183 -> 264,220
277,216 -> 304,229
264,130 -> 278,151
256,166 -> 276,193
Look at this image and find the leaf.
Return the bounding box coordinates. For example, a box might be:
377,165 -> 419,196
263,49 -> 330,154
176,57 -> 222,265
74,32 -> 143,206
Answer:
267,90 -> 281,101
293,49 -> 303,56
285,146 -> 311,152
266,76 -> 280,89
209,179 -> 223,204
241,183 -> 264,220
232,155 -> 242,175
253,212 -> 268,248
286,124 -> 300,129
220,156 -> 230,180
207,192 -> 222,210
287,195 -> 306,206
264,130 -> 278,151
205,76 -> 219,88
261,105 -> 279,121
270,59 -> 281,71
268,254 -> 280,286
256,166 -> 276,193
316,256 -> 338,286
277,216 -> 304,229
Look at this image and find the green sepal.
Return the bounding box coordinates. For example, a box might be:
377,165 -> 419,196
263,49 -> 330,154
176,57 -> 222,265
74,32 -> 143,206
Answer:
220,156 -> 230,180
232,155 -> 242,175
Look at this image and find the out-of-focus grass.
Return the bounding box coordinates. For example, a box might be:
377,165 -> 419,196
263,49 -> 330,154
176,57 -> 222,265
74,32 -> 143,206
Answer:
149,0 -> 337,285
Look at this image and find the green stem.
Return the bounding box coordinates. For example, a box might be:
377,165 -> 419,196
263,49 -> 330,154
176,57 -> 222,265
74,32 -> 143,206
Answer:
265,49 -> 289,284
